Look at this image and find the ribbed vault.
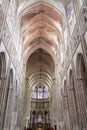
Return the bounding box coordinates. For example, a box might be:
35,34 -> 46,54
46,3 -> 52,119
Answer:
17,0 -> 67,126
19,2 -> 65,63
26,48 -> 54,90
19,0 -> 66,96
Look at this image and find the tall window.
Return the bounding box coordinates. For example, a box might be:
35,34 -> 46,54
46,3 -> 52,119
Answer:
43,87 -> 48,99
0,0 -> 2,4
67,0 -> 76,34
32,86 -> 49,99
79,0 -> 84,7
38,114 -> 42,123
45,112 -> 49,123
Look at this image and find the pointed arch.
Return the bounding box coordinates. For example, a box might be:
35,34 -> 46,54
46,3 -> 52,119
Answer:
75,53 -> 87,129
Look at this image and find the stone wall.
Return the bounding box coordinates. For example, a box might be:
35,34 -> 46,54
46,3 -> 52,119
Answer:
57,0 -> 87,130
0,1 -> 24,130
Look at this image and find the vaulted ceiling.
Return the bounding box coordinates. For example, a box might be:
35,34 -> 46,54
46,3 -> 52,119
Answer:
27,48 -> 54,90
18,0 -> 66,90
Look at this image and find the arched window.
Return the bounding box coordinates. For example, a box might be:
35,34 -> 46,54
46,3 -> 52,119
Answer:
37,86 -> 43,99
38,114 -> 42,123
45,111 -> 49,123
0,0 -> 2,4
76,53 -> 87,129
79,0 -> 84,7
32,86 -> 49,99
43,87 -> 48,99
67,0 -> 76,34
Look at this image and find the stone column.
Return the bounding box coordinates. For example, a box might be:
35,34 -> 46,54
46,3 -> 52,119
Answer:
0,77 -> 6,113
63,94 -> 70,130
10,81 -> 18,130
4,86 -> 13,130
0,60 -> 11,130
75,77 -> 87,130
26,82 -> 31,123
51,71 -> 57,128
68,87 -> 78,130
16,97 -> 21,130
22,77 -> 29,127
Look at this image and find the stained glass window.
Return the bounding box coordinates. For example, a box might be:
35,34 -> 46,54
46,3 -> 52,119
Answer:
37,86 -> 43,99
46,113 -> 49,123
43,87 -> 48,98
38,114 -> 42,122
32,86 -> 49,99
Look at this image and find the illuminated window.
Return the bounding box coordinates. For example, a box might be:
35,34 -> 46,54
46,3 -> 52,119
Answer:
46,113 -> 49,123
79,0 -> 84,6
32,86 -> 49,99
38,114 -> 42,122
43,87 -> 48,99
0,0 -> 2,4
32,111 -> 36,123
37,86 -> 43,99
67,0 -> 76,34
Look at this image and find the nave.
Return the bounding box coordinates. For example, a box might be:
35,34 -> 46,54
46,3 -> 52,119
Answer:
0,0 -> 87,130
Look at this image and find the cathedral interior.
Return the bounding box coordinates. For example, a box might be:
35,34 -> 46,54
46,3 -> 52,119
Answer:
0,0 -> 87,130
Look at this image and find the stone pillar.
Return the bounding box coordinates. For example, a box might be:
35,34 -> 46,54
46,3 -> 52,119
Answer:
22,78 -> 29,127
63,94 -> 70,130
4,86 -> 13,130
58,97 -> 65,130
68,87 -> 78,130
16,97 -> 21,130
26,86 -> 31,120
51,72 -> 57,127
10,81 -> 18,130
0,60 -> 11,130
75,77 -> 87,130
0,77 -> 6,112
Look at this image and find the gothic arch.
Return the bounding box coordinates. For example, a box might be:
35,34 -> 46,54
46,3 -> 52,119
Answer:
0,52 -> 6,130
0,52 -> 6,107
20,2 -> 64,66
26,48 -> 55,89
76,53 -> 87,102
76,53 -> 87,77
75,53 -> 87,129
0,52 -> 6,78
25,45 -> 57,66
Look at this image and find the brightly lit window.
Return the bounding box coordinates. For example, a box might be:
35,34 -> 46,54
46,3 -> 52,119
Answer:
0,0 -> 2,4
79,0 -> 84,7
32,86 -> 49,99
67,0 -> 76,34
38,114 -> 42,123
84,30 -> 87,45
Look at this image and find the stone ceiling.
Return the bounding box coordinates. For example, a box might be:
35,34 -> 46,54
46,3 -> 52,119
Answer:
26,48 -> 54,90
18,0 -> 66,90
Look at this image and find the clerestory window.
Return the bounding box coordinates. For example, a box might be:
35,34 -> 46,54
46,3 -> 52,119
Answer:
32,86 -> 49,99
